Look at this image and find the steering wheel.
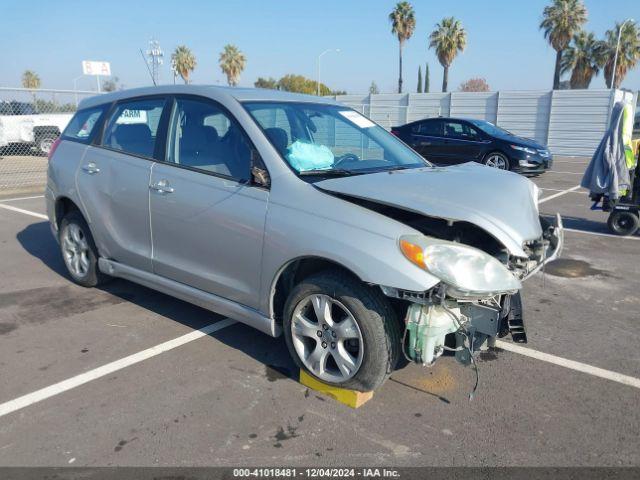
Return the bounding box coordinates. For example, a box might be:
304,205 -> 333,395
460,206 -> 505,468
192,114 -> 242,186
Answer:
334,153 -> 360,166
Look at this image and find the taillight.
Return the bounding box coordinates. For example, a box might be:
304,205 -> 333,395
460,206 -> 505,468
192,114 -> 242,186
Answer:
47,137 -> 62,161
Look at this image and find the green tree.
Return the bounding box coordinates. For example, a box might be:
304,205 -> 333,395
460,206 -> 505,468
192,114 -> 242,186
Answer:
389,2 -> 416,93
254,77 -> 278,89
539,0 -> 588,90
219,44 -> 246,87
21,70 -> 41,104
277,74 -> 332,95
417,65 -> 423,93
425,63 -> 430,93
101,76 -> 122,92
560,31 -> 605,89
602,21 -> 640,88
369,81 -> 380,94
429,17 -> 467,93
171,45 -> 197,84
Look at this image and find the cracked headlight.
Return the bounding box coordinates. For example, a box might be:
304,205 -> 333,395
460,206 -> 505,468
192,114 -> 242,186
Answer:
399,235 -> 522,298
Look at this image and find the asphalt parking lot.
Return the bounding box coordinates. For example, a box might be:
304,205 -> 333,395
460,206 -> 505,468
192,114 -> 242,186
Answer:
0,157 -> 639,468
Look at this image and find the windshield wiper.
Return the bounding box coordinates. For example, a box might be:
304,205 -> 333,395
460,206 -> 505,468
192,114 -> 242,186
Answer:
298,169 -> 355,176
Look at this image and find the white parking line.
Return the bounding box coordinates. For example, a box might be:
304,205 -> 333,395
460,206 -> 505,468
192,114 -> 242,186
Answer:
538,185 -> 581,204
495,340 -> 640,390
0,203 -> 47,220
565,227 -> 640,241
0,195 -> 44,203
546,171 -> 583,175
540,187 -> 584,193
0,319 -> 236,418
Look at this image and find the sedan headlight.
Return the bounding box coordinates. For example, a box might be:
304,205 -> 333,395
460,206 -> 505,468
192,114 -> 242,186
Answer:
399,235 -> 522,298
511,144 -> 537,155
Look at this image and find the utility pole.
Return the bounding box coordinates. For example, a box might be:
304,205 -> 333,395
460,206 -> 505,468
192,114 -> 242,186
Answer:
145,39 -> 164,86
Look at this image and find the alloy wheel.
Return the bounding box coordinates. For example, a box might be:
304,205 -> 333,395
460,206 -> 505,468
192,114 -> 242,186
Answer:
485,154 -> 508,170
62,223 -> 91,278
290,294 -> 364,383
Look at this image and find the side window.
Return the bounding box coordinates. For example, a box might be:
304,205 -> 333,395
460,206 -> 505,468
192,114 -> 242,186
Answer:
247,107 -> 293,154
444,121 -> 480,140
63,106 -> 106,142
167,98 -> 252,182
417,120 -> 443,136
102,98 -> 165,158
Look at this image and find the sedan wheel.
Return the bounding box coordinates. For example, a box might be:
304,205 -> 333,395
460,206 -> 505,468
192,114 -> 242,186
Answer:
291,294 -> 364,384
484,153 -> 509,170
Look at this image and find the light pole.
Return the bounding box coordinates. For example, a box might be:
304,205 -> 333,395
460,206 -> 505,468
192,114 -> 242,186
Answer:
611,18 -> 634,90
72,75 -> 84,107
317,48 -> 340,96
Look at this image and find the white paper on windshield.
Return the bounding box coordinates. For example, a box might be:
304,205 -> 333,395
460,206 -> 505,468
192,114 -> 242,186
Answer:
338,110 -> 375,128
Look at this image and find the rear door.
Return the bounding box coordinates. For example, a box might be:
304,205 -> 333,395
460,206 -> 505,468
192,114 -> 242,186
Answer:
149,96 -> 269,309
440,120 -> 487,165
410,119 -> 445,161
76,96 -> 169,272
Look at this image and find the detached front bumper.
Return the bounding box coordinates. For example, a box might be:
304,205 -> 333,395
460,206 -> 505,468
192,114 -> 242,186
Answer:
522,213 -> 564,280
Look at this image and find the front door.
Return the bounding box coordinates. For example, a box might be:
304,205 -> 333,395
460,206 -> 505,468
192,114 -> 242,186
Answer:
149,96 -> 269,309
440,120 -> 486,165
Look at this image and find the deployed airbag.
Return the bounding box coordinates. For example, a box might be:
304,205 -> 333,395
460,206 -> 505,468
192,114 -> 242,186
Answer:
286,141 -> 334,172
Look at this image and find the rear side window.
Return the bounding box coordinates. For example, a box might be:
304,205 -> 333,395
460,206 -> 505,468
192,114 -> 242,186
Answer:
414,120 -> 443,136
102,98 -> 166,158
62,106 -> 106,142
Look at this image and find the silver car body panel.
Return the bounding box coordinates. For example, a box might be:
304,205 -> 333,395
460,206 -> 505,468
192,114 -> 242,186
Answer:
314,163 -> 542,258
46,85 -> 553,339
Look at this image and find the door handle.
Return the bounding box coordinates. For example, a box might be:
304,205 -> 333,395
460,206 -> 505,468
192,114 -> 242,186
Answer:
149,179 -> 174,194
81,162 -> 100,174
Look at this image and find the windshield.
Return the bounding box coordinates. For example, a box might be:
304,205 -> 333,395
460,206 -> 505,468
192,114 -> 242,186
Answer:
469,119 -> 512,137
243,102 -> 429,175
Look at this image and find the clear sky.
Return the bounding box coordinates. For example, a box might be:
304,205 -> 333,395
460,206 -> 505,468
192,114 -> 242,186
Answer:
2,0 -> 639,93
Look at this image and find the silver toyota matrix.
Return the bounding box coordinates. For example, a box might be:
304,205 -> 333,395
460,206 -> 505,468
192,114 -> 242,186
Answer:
46,86 -> 563,392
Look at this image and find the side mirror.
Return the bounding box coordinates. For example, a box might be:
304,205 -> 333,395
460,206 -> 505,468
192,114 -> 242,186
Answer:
251,150 -> 270,188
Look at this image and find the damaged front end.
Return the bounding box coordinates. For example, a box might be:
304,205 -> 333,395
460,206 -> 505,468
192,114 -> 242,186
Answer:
381,214 -> 564,397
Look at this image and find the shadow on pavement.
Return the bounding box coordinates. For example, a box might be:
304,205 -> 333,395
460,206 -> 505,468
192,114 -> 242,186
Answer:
16,221 -> 297,379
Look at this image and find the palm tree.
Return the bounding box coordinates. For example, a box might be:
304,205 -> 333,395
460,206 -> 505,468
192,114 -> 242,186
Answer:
21,70 -> 41,104
219,44 -> 246,87
539,0 -> 588,90
429,17 -> 467,93
171,46 -> 197,84
602,21 -> 640,89
389,2 -> 416,94
560,31 -> 606,89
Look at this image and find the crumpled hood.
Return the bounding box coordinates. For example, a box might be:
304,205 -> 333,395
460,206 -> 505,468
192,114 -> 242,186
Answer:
315,162 -> 542,258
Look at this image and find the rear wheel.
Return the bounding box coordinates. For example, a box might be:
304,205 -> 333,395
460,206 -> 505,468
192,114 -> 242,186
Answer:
607,211 -> 639,236
283,271 -> 401,392
36,133 -> 59,155
59,211 -> 109,287
484,152 -> 510,170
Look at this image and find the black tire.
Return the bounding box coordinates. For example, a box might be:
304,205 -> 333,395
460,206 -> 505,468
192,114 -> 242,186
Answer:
283,270 -> 401,392
59,211 -> 109,287
36,133 -> 58,156
483,151 -> 511,170
607,211 -> 639,236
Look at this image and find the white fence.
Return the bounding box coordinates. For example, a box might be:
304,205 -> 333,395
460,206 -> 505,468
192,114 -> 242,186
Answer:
333,89 -> 638,157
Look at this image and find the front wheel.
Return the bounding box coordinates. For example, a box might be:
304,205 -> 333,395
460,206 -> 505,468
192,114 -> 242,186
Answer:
484,152 -> 510,170
607,211 -> 639,236
283,271 -> 401,392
